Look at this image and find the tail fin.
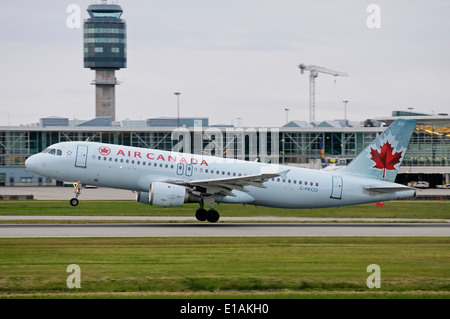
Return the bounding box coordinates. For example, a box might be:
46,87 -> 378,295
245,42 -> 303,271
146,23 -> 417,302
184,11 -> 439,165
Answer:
339,119 -> 416,182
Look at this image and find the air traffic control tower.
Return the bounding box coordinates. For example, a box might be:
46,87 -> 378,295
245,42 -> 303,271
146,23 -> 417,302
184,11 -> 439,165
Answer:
83,1 -> 126,122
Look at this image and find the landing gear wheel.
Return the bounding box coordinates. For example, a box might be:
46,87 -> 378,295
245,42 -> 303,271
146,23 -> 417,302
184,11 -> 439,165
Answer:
70,183 -> 83,207
70,198 -> 79,207
206,209 -> 220,223
195,208 -> 208,221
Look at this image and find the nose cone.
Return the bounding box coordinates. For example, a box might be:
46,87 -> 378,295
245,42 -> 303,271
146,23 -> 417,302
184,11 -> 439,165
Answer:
25,155 -> 39,173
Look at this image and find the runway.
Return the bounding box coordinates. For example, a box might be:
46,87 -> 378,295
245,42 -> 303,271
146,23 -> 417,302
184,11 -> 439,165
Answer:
1,222 -> 449,238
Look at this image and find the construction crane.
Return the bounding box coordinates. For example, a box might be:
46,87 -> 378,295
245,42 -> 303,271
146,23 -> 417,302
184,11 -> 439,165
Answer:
298,64 -> 348,123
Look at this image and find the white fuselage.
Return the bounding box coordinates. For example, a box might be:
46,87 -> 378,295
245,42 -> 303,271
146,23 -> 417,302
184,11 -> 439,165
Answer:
25,141 -> 415,209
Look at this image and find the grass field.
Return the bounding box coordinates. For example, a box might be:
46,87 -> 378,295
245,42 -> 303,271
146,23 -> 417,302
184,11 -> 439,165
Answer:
0,200 -> 450,220
0,237 -> 449,299
0,201 -> 449,299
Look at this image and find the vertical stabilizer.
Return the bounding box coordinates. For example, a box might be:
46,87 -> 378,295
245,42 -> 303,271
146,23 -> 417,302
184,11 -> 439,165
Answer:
339,119 -> 416,182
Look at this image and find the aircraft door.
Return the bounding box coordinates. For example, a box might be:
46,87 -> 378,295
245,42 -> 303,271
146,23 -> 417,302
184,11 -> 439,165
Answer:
330,176 -> 343,199
185,164 -> 193,176
177,163 -> 184,175
75,145 -> 88,168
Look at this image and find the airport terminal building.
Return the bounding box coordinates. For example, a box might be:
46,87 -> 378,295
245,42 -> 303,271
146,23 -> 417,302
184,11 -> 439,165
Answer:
1,113 -> 449,187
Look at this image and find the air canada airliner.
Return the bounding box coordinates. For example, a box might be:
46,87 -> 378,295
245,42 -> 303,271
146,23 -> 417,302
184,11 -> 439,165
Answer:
25,119 -> 417,222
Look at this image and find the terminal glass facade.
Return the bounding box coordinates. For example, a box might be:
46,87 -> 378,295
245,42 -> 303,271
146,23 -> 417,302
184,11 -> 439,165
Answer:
0,123 -> 449,168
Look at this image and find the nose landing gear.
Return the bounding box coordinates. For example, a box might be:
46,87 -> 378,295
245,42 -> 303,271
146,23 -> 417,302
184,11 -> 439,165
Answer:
70,183 -> 83,206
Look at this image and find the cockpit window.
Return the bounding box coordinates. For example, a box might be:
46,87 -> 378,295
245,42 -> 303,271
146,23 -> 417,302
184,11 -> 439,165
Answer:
42,148 -> 62,155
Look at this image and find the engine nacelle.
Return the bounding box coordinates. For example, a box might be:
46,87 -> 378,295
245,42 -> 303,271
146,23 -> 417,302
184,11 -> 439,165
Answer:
136,182 -> 200,207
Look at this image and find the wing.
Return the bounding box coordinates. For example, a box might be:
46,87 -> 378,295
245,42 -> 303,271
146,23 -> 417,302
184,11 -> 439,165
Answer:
164,172 -> 283,197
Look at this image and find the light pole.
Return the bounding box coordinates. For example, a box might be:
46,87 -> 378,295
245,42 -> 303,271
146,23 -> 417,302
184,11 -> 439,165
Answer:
407,107 -> 414,116
174,92 -> 181,128
342,100 -> 349,127
284,108 -> 290,124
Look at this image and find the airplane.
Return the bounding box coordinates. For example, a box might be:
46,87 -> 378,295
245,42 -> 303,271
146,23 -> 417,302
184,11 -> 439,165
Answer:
25,119 -> 417,223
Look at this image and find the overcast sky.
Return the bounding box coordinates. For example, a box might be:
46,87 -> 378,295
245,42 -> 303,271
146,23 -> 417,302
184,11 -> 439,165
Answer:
1,0 -> 449,127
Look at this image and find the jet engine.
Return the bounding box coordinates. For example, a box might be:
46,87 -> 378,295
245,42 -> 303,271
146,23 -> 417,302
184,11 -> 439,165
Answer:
136,182 -> 200,207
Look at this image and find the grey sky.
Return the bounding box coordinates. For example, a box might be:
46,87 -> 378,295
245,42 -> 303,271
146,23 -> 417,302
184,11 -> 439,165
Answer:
1,0 -> 449,127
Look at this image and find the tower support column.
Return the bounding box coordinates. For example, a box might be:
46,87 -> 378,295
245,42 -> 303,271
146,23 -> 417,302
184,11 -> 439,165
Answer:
93,69 -> 117,121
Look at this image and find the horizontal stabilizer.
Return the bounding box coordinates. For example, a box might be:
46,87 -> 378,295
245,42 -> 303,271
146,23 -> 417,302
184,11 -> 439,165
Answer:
363,185 -> 415,194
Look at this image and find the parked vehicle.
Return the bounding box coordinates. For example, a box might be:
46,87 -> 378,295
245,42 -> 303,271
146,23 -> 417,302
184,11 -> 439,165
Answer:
413,181 -> 430,188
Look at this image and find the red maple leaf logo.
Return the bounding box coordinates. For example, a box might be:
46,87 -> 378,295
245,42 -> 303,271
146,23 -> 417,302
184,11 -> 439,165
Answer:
370,141 -> 403,179
98,146 -> 111,155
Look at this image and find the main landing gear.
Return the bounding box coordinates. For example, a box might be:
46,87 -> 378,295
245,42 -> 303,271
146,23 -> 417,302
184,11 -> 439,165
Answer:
195,197 -> 220,223
70,183 -> 83,206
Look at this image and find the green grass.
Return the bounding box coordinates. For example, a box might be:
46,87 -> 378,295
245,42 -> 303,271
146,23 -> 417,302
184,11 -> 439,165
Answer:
0,201 -> 449,219
0,237 -> 449,298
